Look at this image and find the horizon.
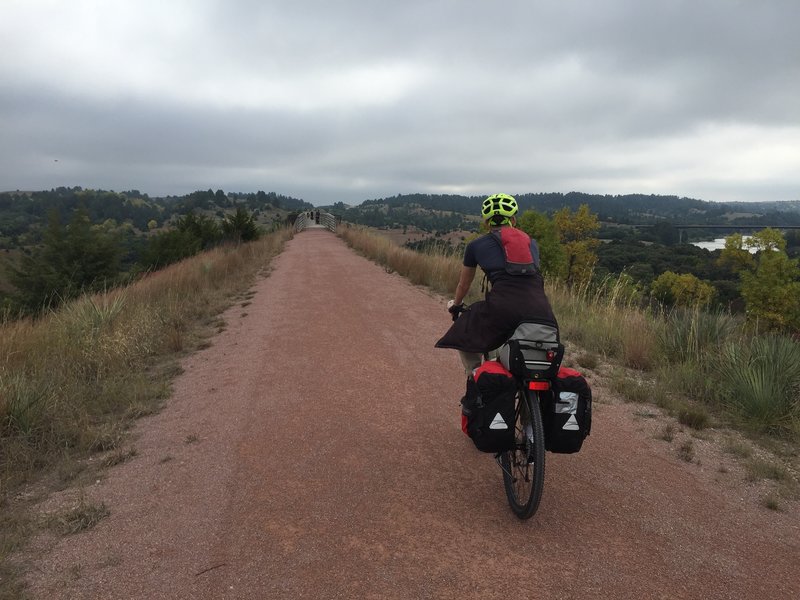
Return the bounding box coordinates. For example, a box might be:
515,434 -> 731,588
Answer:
3,186 -> 799,209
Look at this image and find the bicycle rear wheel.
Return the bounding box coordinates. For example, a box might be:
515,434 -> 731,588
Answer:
500,387 -> 545,519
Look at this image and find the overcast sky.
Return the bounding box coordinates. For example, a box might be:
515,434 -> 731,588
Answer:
1,0 -> 799,206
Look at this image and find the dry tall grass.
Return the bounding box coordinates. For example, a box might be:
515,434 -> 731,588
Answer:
547,275 -> 659,370
0,229 -> 292,490
339,225 -> 477,299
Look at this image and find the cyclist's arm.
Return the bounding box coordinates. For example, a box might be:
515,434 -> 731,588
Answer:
453,266 -> 477,305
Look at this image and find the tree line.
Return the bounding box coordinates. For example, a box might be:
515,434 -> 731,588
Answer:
0,185 -> 318,317
0,187 -> 312,249
337,192 -> 800,228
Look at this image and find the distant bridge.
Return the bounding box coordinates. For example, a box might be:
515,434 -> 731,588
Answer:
633,224 -> 800,244
294,210 -> 337,233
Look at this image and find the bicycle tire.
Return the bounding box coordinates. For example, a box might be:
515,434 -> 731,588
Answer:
501,387 -> 546,519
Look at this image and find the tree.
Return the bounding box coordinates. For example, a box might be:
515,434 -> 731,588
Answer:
720,228 -> 800,330
7,207 -> 122,311
516,210 -> 566,276
717,233 -> 755,273
174,211 -> 221,249
222,206 -> 260,244
651,271 -> 716,307
140,229 -> 201,269
553,204 -> 600,286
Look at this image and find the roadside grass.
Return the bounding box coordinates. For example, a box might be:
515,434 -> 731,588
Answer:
548,274 -> 659,371
677,404 -> 711,431
0,228 -> 291,597
745,458 -> 789,483
724,438 -> 754,459
575,352 -> 599,370
338,225 -> 464,299
47,497 -> 110,536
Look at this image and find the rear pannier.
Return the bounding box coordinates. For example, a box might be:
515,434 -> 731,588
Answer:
461,361 -> 517,453
498,320 -> 564,381
542,367 -> 592,454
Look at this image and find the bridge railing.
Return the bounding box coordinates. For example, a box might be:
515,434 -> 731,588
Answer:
294,211 -> 337,233
294,213 -> 310,232
319,212 -> 337,233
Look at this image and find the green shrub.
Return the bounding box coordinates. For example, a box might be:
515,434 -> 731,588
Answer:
656,361 -> 715,404
745,458 -> 789,482
677,404 -> 710,430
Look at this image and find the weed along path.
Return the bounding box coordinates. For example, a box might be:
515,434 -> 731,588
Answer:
24,229 -> 799,599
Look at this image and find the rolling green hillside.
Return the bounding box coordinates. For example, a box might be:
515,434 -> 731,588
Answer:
328,192 -> 800,230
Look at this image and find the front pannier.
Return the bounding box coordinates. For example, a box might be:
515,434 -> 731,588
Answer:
460,361 -> 517,453
542,367 -> 592,453
498,320 -> 564,380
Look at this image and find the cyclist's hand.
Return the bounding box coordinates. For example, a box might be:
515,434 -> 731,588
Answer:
447,300 -> 465,321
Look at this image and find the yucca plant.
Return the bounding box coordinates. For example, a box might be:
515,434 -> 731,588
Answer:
712,334 -> 800,435
659,306 -> 739,364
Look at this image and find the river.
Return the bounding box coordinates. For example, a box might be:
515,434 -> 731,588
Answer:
691,236 -> 757,252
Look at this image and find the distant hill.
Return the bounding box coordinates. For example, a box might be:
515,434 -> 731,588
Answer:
329,193 -> 800,230
0,187 -> 314,248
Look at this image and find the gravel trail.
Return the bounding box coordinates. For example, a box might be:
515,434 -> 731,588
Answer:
25,229 -> 800,599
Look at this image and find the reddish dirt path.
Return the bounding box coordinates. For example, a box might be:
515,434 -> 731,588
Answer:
25,229 -> 800,599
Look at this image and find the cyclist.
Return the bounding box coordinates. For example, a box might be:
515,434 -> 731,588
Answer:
435,193 -> 557,374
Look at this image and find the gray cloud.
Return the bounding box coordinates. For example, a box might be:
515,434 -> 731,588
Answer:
1,0 -> 798,204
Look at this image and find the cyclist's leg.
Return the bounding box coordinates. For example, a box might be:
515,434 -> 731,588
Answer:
458,351 -> 482,376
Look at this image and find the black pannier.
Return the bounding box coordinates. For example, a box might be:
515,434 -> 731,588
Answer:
542,367 -> 592,454
461,361 -> 517,453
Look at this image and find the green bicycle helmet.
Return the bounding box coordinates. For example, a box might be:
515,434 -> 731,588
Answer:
481,193 -> 518,223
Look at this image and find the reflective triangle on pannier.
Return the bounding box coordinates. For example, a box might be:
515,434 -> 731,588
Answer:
563,414 -> 580,430
489,412 -> 509,430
